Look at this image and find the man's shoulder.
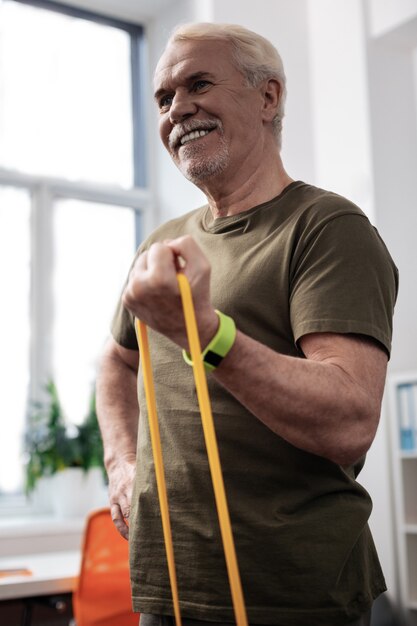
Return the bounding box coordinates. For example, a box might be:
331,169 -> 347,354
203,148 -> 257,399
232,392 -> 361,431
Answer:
287,181 -> 367,224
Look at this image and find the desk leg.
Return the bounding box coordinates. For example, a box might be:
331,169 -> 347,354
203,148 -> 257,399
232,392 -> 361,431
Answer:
21,601 -> 32,626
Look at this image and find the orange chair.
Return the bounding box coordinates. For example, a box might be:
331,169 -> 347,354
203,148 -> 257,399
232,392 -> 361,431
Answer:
73,507 -> 139,626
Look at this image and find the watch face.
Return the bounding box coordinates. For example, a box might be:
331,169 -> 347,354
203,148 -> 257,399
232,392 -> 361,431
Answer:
204,350 -> 223,368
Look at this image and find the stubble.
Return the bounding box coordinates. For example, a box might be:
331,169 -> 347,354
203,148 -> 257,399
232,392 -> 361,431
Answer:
169,118 -> 230,184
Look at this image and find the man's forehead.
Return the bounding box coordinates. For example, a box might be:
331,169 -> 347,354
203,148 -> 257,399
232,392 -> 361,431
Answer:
154,39 -> 232,88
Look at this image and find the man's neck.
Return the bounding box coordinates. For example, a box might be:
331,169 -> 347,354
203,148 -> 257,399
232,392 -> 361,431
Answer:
199,154 -> 293,218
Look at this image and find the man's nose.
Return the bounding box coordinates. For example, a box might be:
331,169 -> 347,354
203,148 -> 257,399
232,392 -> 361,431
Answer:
169,92 -> 198,124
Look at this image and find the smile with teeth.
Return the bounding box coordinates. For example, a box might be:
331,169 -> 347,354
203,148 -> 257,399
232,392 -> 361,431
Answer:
180,129 -> 213,146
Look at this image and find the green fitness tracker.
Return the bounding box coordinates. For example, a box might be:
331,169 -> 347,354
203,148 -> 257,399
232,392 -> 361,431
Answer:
182,310 -> 236,372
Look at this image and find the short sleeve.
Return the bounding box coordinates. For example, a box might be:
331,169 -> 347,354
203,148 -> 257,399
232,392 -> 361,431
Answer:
111,294 -> 138,350
290,214 -> 399,357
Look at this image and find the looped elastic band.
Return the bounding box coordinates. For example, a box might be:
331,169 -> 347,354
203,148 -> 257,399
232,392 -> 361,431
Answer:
135,272 -> 248,626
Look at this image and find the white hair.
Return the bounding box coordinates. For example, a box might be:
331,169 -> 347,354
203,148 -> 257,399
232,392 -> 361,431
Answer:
165,22 -> 287,149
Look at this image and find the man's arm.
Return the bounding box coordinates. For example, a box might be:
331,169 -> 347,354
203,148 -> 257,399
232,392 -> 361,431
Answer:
122,235 -> 388,468
96,336 -> 139,539
212,330 -> 387,466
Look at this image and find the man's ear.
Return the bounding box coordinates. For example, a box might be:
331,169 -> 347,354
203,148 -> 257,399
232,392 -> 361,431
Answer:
260,78 -> 281,123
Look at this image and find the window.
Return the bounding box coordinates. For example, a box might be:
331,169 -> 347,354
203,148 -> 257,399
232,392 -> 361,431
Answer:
0,0 -> 150,503
0,0 -> 134,185
0,187 -> 31,494
52,200 -> 136,425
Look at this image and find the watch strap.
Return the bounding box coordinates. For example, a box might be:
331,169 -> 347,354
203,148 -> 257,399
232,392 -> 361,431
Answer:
182,310 -> 236,372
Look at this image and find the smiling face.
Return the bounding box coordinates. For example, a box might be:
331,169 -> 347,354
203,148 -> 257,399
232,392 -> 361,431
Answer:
154,39 -> 266,187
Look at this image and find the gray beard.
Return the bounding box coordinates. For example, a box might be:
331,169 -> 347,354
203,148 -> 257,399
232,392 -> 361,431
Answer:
175,136 -> 230,184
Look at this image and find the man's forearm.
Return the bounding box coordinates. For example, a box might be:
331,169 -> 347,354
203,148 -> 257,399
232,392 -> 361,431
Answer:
96,338 -> 139,538
213,330 -> 387,466
96,341 -> 139,471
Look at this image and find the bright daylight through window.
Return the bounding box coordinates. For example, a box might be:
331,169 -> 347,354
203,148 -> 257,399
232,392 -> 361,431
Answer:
0,0 -> 146,501
0,188 -> 31,494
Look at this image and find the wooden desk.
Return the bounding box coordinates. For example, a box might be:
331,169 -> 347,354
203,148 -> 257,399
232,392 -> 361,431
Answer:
0,551 -> 80,600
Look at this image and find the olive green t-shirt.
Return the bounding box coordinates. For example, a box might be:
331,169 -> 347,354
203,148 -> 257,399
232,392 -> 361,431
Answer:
111,182 -> 398,626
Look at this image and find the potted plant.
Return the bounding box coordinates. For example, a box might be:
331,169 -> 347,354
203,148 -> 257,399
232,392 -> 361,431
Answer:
25,380 -> 106,517
77,391 -> 105,474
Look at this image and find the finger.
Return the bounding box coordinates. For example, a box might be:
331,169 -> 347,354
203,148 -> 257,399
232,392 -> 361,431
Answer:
146,242 -> 178,286
166,236 -> 208,267
123,251 -> 148,306
136,249 -> 148,270
161,238 -> 183,268
115,488 -> 132,519
166,235 -> 198,256
129,250 -> 148,279
110,503 -> 129,540
147,242 -> 174,267
176,255 -> 186,270
166,236 -> 210,281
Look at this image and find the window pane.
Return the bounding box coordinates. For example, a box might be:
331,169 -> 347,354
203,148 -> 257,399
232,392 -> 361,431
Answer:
0,186 -> 30,494
0,0 -> 133,186
52,200 -> 136,425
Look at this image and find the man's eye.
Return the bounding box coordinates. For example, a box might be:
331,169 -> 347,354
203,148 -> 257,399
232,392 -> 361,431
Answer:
192,80 -> 210,92
159,94 -> 173,109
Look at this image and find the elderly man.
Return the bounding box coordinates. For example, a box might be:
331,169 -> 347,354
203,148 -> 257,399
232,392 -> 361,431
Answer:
97,23 -> 398,626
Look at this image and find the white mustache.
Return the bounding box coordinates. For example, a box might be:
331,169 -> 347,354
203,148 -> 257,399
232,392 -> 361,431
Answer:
168,118 -> 221,151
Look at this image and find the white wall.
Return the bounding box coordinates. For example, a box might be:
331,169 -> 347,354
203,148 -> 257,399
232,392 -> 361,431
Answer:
365,9 -> 417,375
307,0 -> 374,220
369,0 -> 417,38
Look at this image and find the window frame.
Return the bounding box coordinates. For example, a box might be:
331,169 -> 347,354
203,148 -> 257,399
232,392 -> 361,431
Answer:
0,0 -> 151,513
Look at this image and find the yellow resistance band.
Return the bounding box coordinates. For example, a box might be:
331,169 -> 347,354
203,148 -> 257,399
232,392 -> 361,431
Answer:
135,272 -> 248,626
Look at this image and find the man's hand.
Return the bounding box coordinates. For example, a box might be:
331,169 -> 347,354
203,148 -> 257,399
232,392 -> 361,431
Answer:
107,455 -> 136,540
122,235 -> 218,350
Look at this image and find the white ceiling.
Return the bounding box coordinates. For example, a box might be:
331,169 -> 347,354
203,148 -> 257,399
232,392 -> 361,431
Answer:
52,0 -> 176,24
